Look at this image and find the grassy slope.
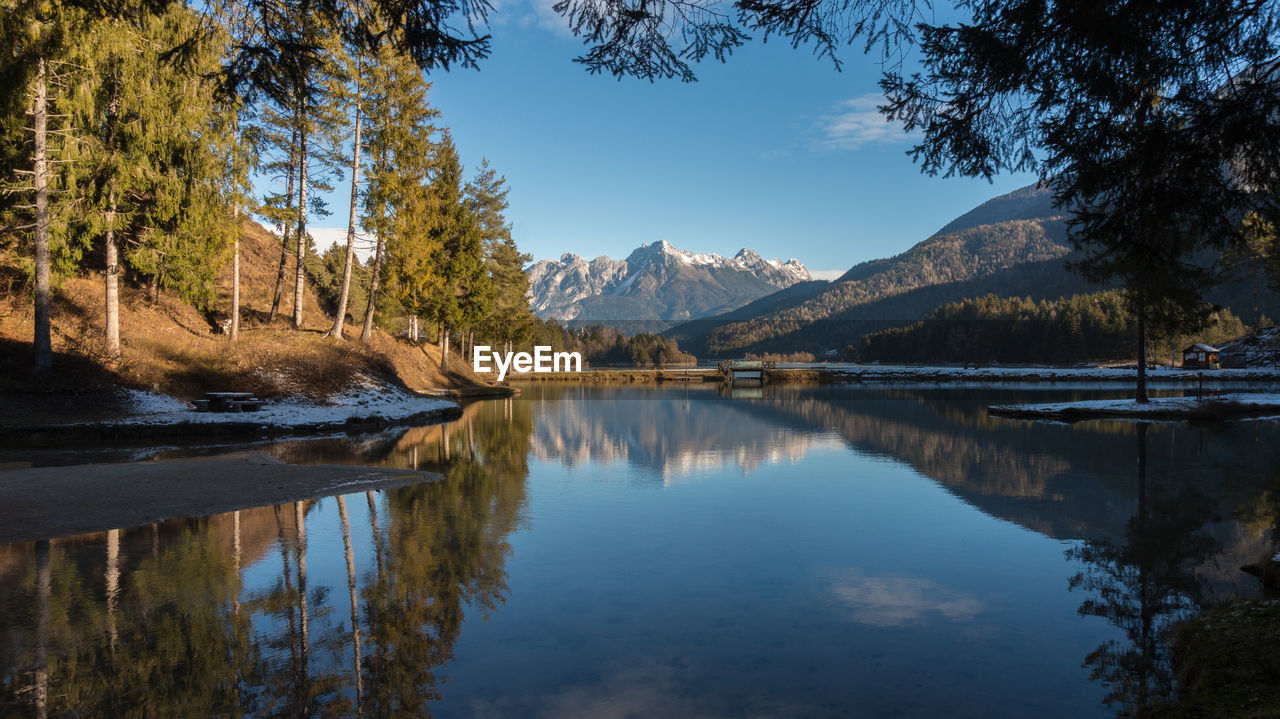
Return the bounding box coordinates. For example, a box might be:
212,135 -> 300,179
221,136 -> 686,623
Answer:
0,219 -> 491,413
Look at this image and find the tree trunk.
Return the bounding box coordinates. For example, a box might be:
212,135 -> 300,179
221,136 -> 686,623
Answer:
1252,262 -> 1260,332
1136,295 -> 1149,403
230,204 -> 241,341
441,328 -> 450,371
33,57 -> 51,375
232,510 -> 241,616
360,235 -> 383,342
292,112 -> 309,330
106,528 -> 120,654
295,501 -> 310,709
35,539 -> 50,719
105,186 -> 120,357
337,496 -> 364,712
148,275 -> 158,304
104,74 -> 121,358
270,126 -> 298,323
328,73 -> 362,340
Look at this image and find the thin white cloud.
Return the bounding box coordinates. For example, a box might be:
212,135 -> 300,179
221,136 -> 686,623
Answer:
830,569 -> 983,626
488,0 -> 576,37
815,94 -> 917,151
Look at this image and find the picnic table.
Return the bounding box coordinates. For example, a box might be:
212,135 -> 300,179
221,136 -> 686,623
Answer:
194,391 -> 266,413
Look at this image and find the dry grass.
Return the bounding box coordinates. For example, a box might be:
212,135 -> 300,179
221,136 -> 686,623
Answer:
0,218 -> 492,413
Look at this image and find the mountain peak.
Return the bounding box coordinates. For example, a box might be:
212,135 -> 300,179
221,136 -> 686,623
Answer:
527,241 -> 812,327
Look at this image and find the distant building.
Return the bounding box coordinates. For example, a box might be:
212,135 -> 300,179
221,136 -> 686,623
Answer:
1182,343 -> 1221,370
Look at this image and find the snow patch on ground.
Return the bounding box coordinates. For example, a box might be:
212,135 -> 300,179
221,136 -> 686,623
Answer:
823,364 -> 1280,381
116,377 -> 455,428
989,392 -> 1280,417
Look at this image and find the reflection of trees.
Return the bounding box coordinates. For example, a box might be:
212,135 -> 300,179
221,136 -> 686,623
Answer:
0,518 -> 262,717
361,400 -> 530,716
1066,425 -> 1220,718
0,401 -> 533,718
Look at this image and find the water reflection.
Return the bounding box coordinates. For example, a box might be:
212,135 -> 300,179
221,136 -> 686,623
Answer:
0,400 -> 530,718
1066,425 -> 1221,717
829,569 -> 985,627
1,385 -> 1277,718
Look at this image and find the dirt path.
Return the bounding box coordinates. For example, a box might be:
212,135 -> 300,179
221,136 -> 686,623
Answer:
0,454 -> 437,543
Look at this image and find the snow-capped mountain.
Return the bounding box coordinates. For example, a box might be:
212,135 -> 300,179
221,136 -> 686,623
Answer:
528,240 -> 812,327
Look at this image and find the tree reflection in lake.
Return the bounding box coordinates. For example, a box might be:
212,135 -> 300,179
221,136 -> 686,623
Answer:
2,385 -> 1279,718
0,399 -> 531,718
1066,424 -> 1221,717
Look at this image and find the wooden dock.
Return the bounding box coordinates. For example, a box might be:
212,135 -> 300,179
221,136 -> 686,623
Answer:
718,360 -> 776,385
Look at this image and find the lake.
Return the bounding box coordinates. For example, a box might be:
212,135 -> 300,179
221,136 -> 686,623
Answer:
1,383 -> 1275,718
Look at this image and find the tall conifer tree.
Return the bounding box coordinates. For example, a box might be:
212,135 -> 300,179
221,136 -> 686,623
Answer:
362,41 -> 440,342
465,158 -> 526,349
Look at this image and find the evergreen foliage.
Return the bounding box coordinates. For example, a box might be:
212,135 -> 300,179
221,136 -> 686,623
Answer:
533,320 -> 695,366
859,292 -> 1246,366
0,0 -> 545,376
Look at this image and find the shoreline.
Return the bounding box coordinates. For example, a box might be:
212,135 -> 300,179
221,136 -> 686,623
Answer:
0,385 -> 466,446
0,453 -> 440,544
502,365 -> 1280,385
988,393 -> 1280,422
0,404 -> 463,446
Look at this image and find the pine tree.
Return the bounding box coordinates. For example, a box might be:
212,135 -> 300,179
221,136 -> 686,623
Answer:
210,0 -> 258,342
415,134 -> 488,370
243,0 -> 340,330
1223,212 -> 1280,332
66,7 -> 241,353
327,0 -> 372,340
465,159 -> 533,352
255,106 -> 298,323
0,1 -> 90,375
77,7 -> 236,314
361,41 -> 440,342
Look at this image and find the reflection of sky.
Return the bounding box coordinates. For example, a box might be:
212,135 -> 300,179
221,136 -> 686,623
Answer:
829,569 -> 984,626
448,431 -> 1118,719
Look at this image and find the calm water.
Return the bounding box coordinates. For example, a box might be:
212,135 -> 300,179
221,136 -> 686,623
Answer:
1,384 -> 1277,718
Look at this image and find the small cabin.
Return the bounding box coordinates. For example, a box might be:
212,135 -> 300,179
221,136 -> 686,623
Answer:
1182,343 -> 1221,370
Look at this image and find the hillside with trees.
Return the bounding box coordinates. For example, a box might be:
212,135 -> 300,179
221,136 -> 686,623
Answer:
0,0 -> 541,399
666,185 -> 1074,356
667,183 -> 1280,361
529,321 -> 695,367
857,292 -> 1246,365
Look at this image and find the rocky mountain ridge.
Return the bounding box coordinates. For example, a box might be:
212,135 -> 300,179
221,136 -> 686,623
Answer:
528,240 -> 812,326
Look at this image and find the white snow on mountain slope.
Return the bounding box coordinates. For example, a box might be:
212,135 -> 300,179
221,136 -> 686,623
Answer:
527,241 -> 812,322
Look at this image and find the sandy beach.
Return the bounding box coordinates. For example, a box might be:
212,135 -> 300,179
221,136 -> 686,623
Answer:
0,453 -> 439,543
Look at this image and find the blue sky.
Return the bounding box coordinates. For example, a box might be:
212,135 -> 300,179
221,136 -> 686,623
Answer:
311,3 -> 1037,277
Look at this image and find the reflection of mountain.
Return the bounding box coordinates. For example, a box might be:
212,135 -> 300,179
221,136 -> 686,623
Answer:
740,386 -> 1276,601
523,386 -> 839,482
514,385 -> 1275,601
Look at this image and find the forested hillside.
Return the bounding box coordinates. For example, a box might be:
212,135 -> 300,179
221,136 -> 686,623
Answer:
858,292 -> 1245,364
667,189 -> 1073,356
0,218 -> 491,405
667,182 -> 1280,359
1,0 -> 543,387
